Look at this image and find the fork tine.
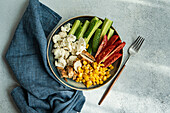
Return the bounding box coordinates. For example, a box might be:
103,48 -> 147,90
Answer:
134,36 -> 143,50
131,36 -> 141,48
136,38 -> 145,51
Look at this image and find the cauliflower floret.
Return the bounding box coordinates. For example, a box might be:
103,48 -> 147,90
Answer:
59,31 -> 67,38
76,37 -> 86,55
63,46 -> 69,51
60,38 -> 68,47
53,34 -> 62,43
58,57 -> 67,68
71,42 -> 77,50
52,49 -> 61,59
67,56 -> 77,66
55,61 -> 64,68
53,43 -> 60,48
67,34 -> 76,42
64,51 -> 70,59
60,49 -> 70,59
67,42 -> 72,52
71,49 -> 77,55
61,23 -> 72,32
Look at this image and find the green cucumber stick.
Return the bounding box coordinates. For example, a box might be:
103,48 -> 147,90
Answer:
69,20 -> 81,35
92,28 -> 102,52
84,19 -> 102,44
75,25 -> 83,39
76,20 -> 90,39
100,18 -> 113,42
107,28 -> 114,40
87,38 -> 93,54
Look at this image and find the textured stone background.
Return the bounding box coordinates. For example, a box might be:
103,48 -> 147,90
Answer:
0,0 -> 170,113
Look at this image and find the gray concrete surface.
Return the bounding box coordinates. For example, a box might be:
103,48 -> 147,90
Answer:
0,0 -> 170,113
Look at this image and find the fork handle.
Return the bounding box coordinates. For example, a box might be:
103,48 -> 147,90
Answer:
98,64 -> 125,105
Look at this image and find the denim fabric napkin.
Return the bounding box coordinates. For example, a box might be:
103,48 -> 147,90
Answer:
5,0 -> 85,113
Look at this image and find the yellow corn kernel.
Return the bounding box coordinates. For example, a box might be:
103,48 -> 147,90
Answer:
100,64 -> 105,66
96,80 -> 99,84
86,44 -> 89,49
93,73 -> 97,78
89,73 -> 93,77
100,73 -> 105,76
93,62 -> 97,65
94,65 -> 97,69
79,70 -> 84,73
102,68 -> 107,71
110,66 -> 114,69
99,67 -> 103,71
84,76 -> 89,81
94,69 -> 99,73
84,66 -> 89,70
82,79 -> 86,83
87,64 -> 91,67
100,75 -> 103,79
85,69 -> 89,73
78,67 -> 81,71
90,77 -> 95,82
96,75 -> 100,80
103,76 -> 107,81
106,71 -> 110,75
82,65 -> 86,69
109,65 -> 112,67
99,81 -> 103,84
83,60 -> 87,65
93,82 -> 96,85
78,73 -> 83,78
87,80 -> 92,85
106,74 -> 111,78
76,78 -> 80,82
89,66 -> 93,70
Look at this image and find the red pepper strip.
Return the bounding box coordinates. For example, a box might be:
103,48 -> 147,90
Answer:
103,42 -> 126,62
95,35 -> 108,58
96,45 -> 116,63
113,40 -> 122,47
103,53 -> 122,68
106,35 -> 119,47
96,41 -> 124,63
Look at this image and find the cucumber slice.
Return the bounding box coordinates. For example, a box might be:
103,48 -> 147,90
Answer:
84,17 -> 102,44
90,16 -> 99,23
107,28 -> 114,40
92,28 -> 102,52
88,39 -> 93,54
100,18 -> 113,42
75,25 -> 83,39
69,20 -> 81,35
75,20 -> 90,39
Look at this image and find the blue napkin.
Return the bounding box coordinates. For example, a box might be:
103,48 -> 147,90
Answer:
5,0 -> 85,113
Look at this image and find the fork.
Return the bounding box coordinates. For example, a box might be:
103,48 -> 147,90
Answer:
98,36 -> 145,105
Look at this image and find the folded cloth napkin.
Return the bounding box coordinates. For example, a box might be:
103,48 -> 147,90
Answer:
5,0 -> 85,113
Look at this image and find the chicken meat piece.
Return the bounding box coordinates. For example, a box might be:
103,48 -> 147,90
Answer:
66,66 -> 74,78
57,67 -> 68,78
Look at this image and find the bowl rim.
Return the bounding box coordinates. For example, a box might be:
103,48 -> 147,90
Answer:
47,15 -> 123,91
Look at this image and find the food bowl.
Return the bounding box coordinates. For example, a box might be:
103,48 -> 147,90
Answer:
47,16 -> 123,90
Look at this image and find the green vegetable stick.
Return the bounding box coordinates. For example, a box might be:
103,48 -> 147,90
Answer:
84,18 -> 102,44
107,28 -> 114,40
92,28 -> 102,52
100,18 -> 113,42
69,20 -> 81,35
75,20 -> 90,39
